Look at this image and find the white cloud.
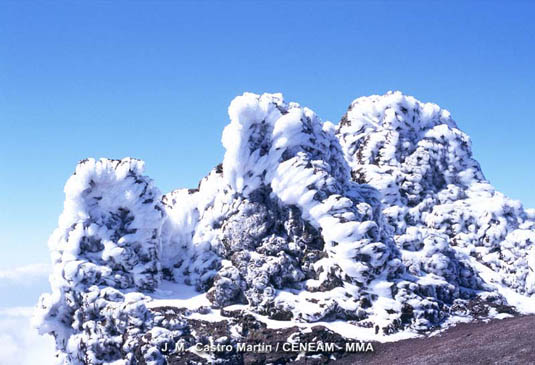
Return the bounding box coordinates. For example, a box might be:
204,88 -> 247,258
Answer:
0,263 -> 50,286
0,263 -> 52,308
0,307 -> 34,316
0,264 -> 56,364
0,306 -> 56,365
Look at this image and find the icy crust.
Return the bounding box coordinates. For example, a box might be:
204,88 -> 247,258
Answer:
35,92 -> 535,364
337,91 -> 535,298
34,158 -> 166,362
158,94 -> 410,327
216,93 -> 405,319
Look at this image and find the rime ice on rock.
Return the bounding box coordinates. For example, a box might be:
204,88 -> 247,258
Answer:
34,158 -> 166,363
212,93 -> 404,321
337,91 -> 535,298
35,93 -> 535,364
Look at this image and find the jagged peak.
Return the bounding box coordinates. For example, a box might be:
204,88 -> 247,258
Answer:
337,92 -> 485,207
341,91 -> 456,132
35,92 -> 535,364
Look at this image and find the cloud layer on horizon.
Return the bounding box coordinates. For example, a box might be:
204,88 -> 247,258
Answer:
0,263 -> 50,286
0,307 -> 56,365
0,263 -> 56,364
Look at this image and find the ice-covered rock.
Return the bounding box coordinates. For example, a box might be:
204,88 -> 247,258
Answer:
34,158 -> 165,362
35,92 -> 535,364
337,91 -> 535,297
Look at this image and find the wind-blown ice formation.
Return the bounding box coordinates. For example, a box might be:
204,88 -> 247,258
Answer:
35,92 -> 535,364
337,93 -> 535,297
34,159 -> 165,361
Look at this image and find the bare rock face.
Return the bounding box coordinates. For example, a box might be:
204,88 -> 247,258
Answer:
35,92 -> 535,364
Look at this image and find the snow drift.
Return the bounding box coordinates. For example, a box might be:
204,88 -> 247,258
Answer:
35,92 -> 535,364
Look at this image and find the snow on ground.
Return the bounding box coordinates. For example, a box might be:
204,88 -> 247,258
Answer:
471,259 -> 535,315
147,281 -> 424,343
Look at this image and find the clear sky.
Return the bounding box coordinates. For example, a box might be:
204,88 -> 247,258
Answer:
1,1 -> 535,271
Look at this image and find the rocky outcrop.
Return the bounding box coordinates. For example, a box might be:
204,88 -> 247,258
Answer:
35,92 -> 535,364
337,92 -> 535,297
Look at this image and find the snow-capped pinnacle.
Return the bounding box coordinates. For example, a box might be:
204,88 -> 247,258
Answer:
34,92 -> 535,364
35,158 -> 164,358
337,91 -> 535,298
337,91 -> 485,205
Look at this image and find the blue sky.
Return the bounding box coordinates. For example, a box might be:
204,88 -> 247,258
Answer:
1,0 -> 535,276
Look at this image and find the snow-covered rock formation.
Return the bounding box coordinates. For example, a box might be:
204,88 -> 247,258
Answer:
35,92 -> 535,364
34,159 -> 165,362
337,92 -> 535,297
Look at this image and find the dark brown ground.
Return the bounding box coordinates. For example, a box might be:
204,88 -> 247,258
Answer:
156,308 -> 535,364
341,315 -> 535,365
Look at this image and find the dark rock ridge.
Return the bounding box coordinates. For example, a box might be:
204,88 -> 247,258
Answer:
34,92 -> 535,364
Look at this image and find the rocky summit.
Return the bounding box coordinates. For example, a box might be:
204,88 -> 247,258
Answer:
34,92 -> 535,364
